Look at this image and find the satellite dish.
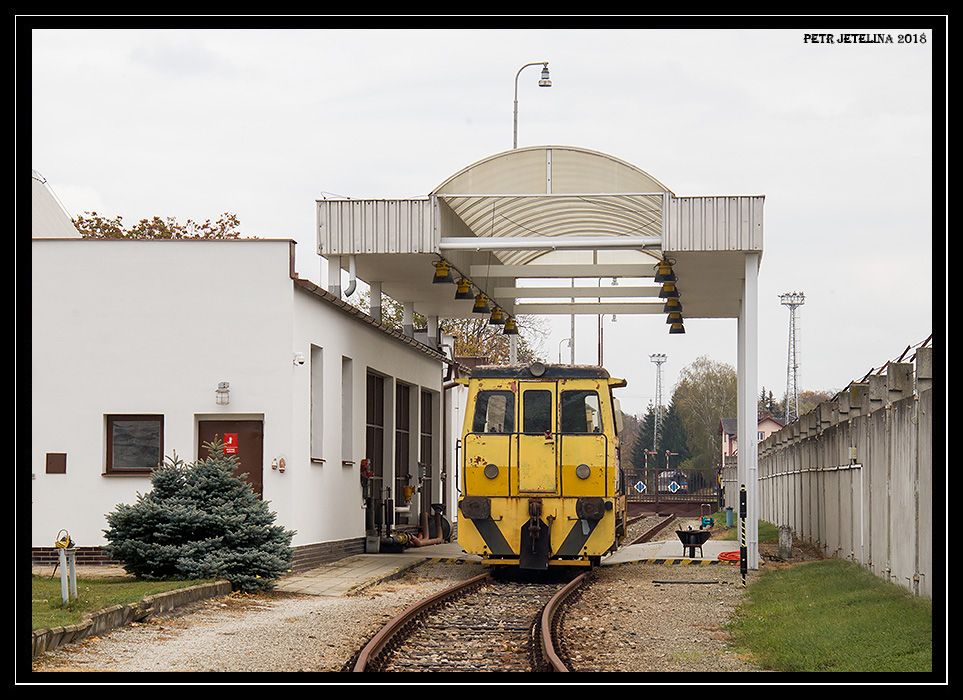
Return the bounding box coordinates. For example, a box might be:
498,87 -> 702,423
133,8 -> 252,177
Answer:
529,361 -> 546,377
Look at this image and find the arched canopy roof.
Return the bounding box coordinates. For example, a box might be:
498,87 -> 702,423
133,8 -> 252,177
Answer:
316,143 -> 763,320
431,145 -> 670,266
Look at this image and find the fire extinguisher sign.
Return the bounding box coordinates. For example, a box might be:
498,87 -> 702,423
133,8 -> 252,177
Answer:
224,433 -> 239,455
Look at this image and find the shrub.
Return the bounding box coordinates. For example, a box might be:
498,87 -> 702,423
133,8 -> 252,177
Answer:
104,439 -> 295,591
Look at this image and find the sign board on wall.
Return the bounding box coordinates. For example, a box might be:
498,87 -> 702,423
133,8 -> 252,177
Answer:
224,433 -> 239,455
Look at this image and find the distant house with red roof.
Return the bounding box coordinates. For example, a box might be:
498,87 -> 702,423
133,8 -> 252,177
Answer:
719,412 -> 784,459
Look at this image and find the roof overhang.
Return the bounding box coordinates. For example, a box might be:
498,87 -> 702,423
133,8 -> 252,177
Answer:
316,145 -> 763,321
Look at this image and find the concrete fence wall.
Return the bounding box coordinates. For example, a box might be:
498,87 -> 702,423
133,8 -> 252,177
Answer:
757,347 -> 933,597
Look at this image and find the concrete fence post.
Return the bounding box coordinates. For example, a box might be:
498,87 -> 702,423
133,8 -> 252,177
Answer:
849,382 -> 868,419
915,347 -> 932,394
887,362 -> 913,404
836,393 -> 850,423
867,374 -> 887,412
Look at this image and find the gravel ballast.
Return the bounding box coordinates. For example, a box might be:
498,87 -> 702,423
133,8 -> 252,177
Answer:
560,562 -> 762,672
32,561 -> 486,673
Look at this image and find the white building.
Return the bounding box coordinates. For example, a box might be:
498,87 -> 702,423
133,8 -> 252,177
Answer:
31,222 -> 458,568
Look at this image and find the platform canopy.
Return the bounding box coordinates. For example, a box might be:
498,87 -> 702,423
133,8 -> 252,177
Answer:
317,145 -> 762,320
317,144 -> 765,570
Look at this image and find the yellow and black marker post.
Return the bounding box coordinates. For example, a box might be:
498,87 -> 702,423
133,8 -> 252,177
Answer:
739,484 -> 747,588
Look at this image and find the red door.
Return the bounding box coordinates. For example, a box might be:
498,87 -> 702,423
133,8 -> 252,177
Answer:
197,420 -> 264,497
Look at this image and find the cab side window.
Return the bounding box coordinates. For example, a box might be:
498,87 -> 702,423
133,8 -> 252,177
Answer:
561,390 -> 603,434
472,390 -> 515,434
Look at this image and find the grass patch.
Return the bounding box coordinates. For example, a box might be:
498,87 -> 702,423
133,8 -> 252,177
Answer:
708,511 -> 779,543
728,559 -> 931,672
32,575 -> 212,631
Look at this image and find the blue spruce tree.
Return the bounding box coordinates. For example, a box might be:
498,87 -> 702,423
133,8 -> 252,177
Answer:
104,438 -> 295,592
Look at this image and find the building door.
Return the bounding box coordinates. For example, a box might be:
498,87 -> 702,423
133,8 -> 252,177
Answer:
365,373 -> 385,531
197,420 -> 264,497
395,383 -> 411,522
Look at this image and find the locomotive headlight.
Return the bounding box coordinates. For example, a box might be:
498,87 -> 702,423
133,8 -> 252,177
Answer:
484,463 -> 499,479
575,463 -> 591,480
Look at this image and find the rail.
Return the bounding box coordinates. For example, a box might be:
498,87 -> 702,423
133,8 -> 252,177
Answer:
350,572 -> 490,672
538,571 -> 591,672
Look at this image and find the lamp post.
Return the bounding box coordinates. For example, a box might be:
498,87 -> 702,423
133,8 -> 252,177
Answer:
558,337 -> 572,364
513,61 -> 551,149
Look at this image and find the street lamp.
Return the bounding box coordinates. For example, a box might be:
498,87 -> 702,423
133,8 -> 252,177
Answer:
514,61 -> 551,149
558,337 -> 572,364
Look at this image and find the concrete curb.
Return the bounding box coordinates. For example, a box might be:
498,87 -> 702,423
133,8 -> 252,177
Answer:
344,560 -> 426,596
32,580 -> 232,659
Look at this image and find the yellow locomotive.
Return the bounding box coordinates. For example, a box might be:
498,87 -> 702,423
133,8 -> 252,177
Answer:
456,362 -> 627,570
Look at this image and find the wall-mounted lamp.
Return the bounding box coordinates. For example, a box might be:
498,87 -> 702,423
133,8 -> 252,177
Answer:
293,352 -> 306,366
215,381 -> 230,405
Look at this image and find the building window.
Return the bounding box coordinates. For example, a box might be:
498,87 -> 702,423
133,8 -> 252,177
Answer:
106,415 -> 163,473
757,431 -> 764,441
341,356 -> 353,462
310,345 -> 323,462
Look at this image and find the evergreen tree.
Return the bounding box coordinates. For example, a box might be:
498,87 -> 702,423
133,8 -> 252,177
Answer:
660,400 -> 690,466
630,403 -> 656,474
103,439 -> 295,592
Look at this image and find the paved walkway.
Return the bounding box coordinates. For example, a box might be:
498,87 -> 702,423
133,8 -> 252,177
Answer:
604,519 -> 740,566
276,542 -> 479,597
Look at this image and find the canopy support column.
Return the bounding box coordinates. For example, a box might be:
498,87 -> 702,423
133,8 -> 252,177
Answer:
370,281 -> 383,324
403,302 -> 415,338
737,252 -> 760,569
327,255 -> 342,297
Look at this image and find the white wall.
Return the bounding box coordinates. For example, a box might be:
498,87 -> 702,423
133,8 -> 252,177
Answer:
445,383 -> 469,525
290,287 -> 443,545
32,239 -> 297,547
32,238 -> 447,550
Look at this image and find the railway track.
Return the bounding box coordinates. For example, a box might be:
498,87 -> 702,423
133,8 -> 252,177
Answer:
626,513 -> 676,546
349,571 -> 590,672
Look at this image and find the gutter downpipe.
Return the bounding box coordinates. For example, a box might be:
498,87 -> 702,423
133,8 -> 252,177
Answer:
343,254 -> 358,297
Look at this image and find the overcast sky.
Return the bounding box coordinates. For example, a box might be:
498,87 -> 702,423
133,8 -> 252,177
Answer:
31,28 -> 936,417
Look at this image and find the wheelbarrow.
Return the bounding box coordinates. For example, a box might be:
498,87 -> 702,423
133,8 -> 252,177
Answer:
676,529 -> 712,558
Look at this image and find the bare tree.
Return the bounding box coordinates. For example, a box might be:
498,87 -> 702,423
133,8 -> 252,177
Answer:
353,291 -> 547,363
74,211 -> 245,239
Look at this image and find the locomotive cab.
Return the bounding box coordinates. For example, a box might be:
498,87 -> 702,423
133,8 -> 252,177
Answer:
457,363 -> 627,570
